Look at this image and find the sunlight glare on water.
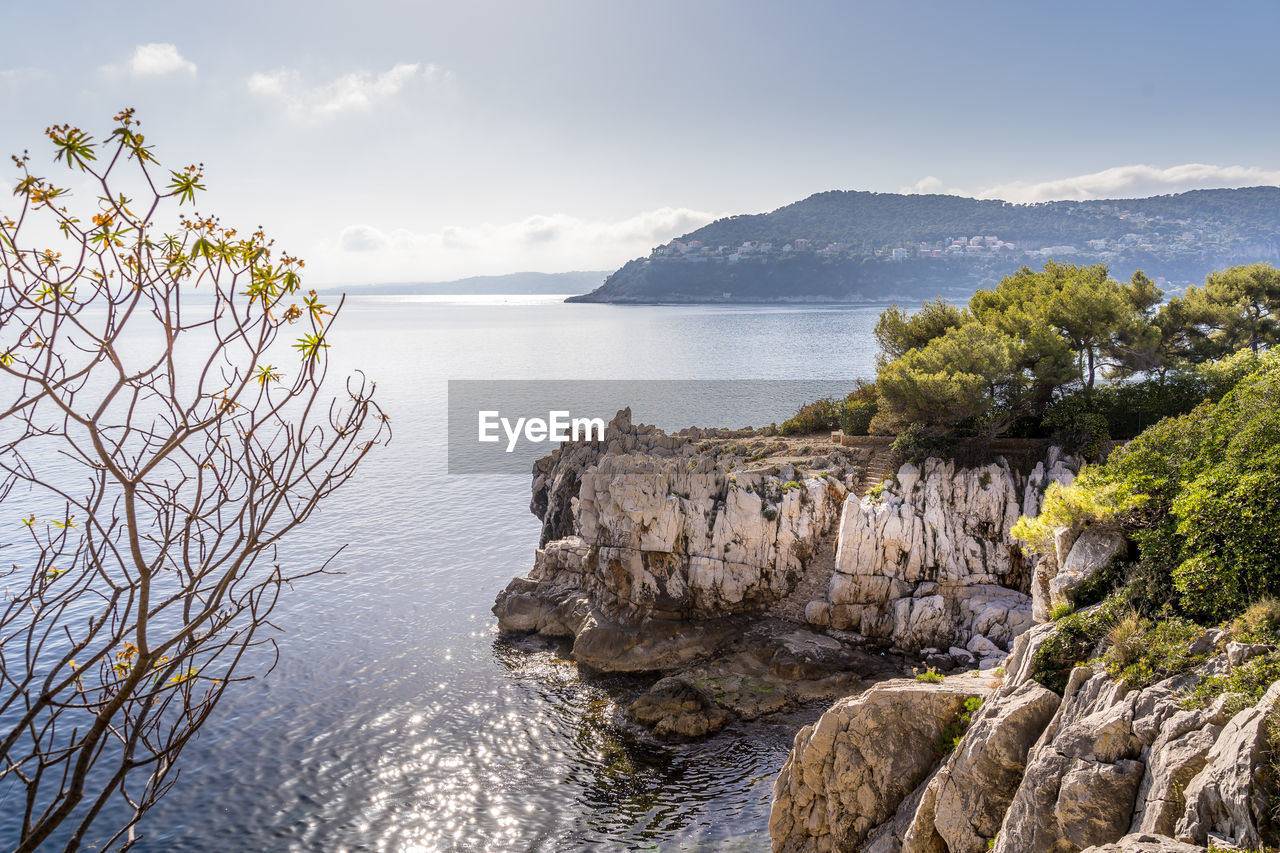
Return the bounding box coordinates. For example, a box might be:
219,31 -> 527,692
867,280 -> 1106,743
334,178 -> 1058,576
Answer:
13,294 -> 896,852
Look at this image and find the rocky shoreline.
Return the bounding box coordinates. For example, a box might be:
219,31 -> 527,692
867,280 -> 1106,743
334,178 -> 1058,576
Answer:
493,411 -> 1278,851
771,623 -> 1279,852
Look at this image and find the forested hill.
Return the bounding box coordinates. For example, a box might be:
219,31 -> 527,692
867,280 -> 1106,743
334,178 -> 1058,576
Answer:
568,187 -> 1280,303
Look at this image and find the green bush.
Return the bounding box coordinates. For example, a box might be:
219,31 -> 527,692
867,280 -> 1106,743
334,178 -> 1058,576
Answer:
779,397 -> 842,435
914,666 -> 944,683
1032,595 -> 1128,693
1043,394 -> 1112,458
891,423 -> 954,465
1170,360 -> 1280,621
781,385 -> 880,437
1186,652 -> 1280,716
938,696 -> 984,755
1233,598 -> 1280,642
1017,351 -> 1280,624
1083,352 -> 1259,440
1102,615 -> 1205,687
840,382 -> 879,436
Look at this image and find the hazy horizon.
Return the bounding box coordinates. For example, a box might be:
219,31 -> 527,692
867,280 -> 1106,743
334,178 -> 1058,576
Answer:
3,1 -> 1279,284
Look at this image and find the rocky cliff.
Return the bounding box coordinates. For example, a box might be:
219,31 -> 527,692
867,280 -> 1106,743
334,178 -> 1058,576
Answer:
770,621 -> 1280,852
494,412 -> 1080,737
493,411 -> 1278,850
495,409 -> 864,672
814,451 -> 1076,655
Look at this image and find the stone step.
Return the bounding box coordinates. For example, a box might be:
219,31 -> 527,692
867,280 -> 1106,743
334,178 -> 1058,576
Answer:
854,447 -> 898,497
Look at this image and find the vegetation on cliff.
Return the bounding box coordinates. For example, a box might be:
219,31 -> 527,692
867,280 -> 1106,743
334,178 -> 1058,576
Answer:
775,259 -> 1280,706
1015,350 -> 1280,622
782,261 -> 1280,459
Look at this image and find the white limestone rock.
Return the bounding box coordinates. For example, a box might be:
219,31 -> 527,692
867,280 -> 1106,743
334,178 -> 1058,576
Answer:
1047,524 -> 1129,612
826,451 -> 1074,651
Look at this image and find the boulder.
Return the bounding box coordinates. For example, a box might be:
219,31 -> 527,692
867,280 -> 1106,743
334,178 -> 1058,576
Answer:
1048,524 -> 1127,611
1079,833 -> 1206,852
914,681 -> 1062,853
993,669 -> 1148,853
627,676 -> 729,739
1176,680 -> 1280,848
769,675 -> 992,853
1055,758 -> 1147,850
1226,641 -> 1269,669
1130,698 -> 1231,836
804,599 -> 831,628
967,634 -> 1001,655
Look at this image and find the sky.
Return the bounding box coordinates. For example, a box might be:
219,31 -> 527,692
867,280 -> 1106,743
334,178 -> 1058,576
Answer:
2,0 -> 1279,285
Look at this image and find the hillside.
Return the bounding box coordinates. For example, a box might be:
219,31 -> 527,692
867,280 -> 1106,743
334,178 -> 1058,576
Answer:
569,187 -> 1280,303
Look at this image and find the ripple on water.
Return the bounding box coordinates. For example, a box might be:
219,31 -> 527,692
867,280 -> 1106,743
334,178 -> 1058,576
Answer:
9,298 -> 891,852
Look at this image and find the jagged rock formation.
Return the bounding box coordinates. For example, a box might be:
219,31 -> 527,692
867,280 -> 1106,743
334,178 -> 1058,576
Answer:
818,451 -> 1077,653
1042,524 -> 1130,616
770,673 -> 994,852
769,619 -> 1280,852
496,409 -> 868,672
496,412 -> 1088,744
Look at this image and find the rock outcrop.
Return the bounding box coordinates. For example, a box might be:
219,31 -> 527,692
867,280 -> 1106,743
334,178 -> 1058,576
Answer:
770,616 -> 1280,853
496,410 -> 868,672
497,413 -> 1086,744
770,673 -> 993,853
820,451 -> 1076,652
1045,524 -> 1129,614
1176,680 -> 1280,848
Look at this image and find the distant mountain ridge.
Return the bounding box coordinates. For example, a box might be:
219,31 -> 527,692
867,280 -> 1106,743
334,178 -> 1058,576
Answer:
324,270 -> 610,296
569,187 -> 1280,303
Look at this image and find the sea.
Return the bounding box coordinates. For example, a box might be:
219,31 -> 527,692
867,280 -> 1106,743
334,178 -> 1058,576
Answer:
2,294 -> 898,852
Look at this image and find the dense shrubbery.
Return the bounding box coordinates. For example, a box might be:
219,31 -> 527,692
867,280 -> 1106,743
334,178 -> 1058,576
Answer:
1039,349 -> 1265,455
779,381 -> 879,436
1017,353 -> 1280,623
1032,595 -> 1128,693
890,423 -> 955,465
840,380 -> 879,435
778,397 -> 843,435
1102,614 -> 1206,687
1187,653 -> 1280,715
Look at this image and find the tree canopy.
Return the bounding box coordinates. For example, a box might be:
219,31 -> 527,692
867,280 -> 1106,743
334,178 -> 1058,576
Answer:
1157,262 -> 1280,361
871,261 -> 1170,438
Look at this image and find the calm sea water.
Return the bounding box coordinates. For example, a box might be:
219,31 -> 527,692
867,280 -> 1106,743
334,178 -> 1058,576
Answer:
12,295 -> 896,852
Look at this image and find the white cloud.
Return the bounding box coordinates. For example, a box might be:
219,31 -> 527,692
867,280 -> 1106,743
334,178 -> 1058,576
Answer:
903,164 -> 1280,204
975,164 -> 1280,203
900,175 -> 948,195
125,43 -> 197,77
248,63 -> 446,121
99,44 -> 197,78
339,225 -> 392,252
319,206 -> 721,282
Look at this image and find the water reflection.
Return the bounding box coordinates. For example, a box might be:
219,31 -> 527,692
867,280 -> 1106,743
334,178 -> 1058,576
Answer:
26,296 -> 893,852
